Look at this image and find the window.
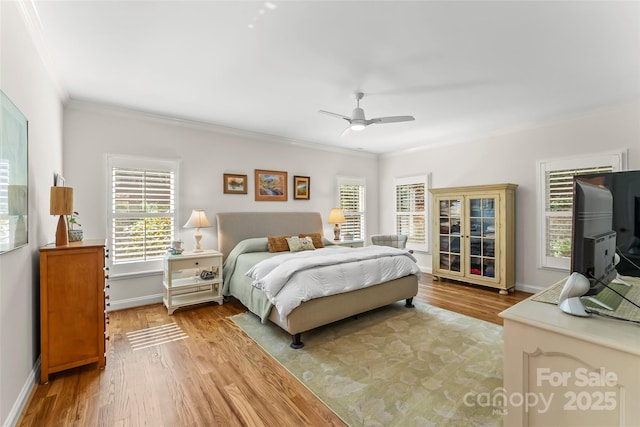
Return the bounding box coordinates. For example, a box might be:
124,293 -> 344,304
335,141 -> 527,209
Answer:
108,156 -> 179,275
537,151 -> 624,270
338,177 -> 365,239
395,175 -> 429,251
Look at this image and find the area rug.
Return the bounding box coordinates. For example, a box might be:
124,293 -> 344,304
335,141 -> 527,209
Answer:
231,301 -> 504,426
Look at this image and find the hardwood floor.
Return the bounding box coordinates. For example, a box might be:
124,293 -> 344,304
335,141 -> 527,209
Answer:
18,275 -> 530,426
417,276 -> 531,325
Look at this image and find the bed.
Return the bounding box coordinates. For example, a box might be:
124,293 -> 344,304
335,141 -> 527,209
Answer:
217,211 -> 419,348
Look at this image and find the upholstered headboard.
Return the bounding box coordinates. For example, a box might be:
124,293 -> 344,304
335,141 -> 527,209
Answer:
216,211 -> 324,261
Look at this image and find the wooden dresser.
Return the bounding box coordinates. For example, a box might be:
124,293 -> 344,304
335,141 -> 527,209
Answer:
39,239 -> 108,383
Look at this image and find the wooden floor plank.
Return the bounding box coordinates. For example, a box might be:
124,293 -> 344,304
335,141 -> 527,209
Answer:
17,274 -> 530,426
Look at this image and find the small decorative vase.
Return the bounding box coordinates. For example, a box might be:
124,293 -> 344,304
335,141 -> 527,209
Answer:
68,229 -> 83,242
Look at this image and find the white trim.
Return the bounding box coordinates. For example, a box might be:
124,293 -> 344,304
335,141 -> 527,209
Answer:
3,357 -> 39,427
336,175 -> 366,187
379,102 -> 639,158
108,270 -> 162,281
16,1 -> 68,100
536,149 -> 626,271
418,265 -> 432,275
107,294 -> 164,312
514,282 -> 546,294
67,99 -> 377,158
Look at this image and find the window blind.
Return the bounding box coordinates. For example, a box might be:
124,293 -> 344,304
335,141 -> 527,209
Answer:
395,182 -> 426,243
111,167 -> 175,264
339,183 -> 365,239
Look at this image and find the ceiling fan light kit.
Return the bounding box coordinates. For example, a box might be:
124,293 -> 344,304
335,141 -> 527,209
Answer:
320,92 -> 415,134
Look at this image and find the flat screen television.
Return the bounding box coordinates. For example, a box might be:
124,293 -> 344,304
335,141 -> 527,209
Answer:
578,169 -> 640,277
559,179 -> 616,316
559,170 -> 640,316
570,180 -> 617,291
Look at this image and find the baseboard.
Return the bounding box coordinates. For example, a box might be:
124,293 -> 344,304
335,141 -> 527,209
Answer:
107,294 -> 163,312
420,270 -> 541,295
418,265 -> 432,274
515,282 -> 544,294
3,357 -> 39,427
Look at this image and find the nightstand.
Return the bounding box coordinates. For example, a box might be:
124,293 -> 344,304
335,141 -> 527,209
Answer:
163,250 -> 223,314
332,239 -> 364,248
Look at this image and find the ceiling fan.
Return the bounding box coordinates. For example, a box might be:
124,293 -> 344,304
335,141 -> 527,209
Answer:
319,92 -> 415,134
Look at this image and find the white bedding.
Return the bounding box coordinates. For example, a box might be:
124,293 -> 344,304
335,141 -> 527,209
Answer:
246,246 -> 421,321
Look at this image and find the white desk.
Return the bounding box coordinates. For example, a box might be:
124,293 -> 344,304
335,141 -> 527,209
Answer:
500,290 -> 640,427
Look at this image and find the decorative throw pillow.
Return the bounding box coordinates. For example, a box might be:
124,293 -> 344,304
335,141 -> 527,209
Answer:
286,236 -> 316,252
298,232 -> 324,248
267,235 -> 291,253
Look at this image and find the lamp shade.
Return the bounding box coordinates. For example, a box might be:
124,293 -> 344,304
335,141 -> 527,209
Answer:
183,209 -> 212,229
50,186 -> 73,215
183,209 -> 211,252
50,186 -> 73,246
328,208 -> 346,224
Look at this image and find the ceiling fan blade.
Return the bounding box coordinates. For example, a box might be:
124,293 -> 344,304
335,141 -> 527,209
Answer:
319,110 -> 351,122
370,115 -> 415,124
340,127 -> 352,137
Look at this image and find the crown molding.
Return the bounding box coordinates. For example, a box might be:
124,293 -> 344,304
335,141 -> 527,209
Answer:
65,98 -> 378,158
16,0 -> 69,100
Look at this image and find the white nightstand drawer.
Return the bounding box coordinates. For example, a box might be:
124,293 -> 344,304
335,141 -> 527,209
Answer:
170,256 -> 218,271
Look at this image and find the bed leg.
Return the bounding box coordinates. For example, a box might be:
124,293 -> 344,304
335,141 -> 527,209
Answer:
290,333 -> 304,349
405,297 -> 415,308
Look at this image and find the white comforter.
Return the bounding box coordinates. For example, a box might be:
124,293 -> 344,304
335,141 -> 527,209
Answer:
246,246 -> 421,321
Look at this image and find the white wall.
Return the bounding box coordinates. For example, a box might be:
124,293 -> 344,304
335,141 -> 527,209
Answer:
379,102 -> 640,293
0,2 -> 65,426
62,101 -> 380,309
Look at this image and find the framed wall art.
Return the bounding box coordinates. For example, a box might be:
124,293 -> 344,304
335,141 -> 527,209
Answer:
223,173 -> 248,194
293,175 -> 310,200
1,90 -> 29,254
255,169 -> 287,201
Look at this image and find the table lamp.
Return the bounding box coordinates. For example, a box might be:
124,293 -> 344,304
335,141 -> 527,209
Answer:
184,209 -> 212,252
50,186 -> 73,246
328,208 -> 346,240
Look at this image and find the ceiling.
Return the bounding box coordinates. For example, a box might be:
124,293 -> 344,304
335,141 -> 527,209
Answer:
32,1 -> 640,154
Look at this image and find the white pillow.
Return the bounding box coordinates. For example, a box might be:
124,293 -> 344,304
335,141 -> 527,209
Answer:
285,236 -> 316,252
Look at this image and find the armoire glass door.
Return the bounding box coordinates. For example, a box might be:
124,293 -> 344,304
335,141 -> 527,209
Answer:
437,198 -> 462,274
468,196 -> 498,280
